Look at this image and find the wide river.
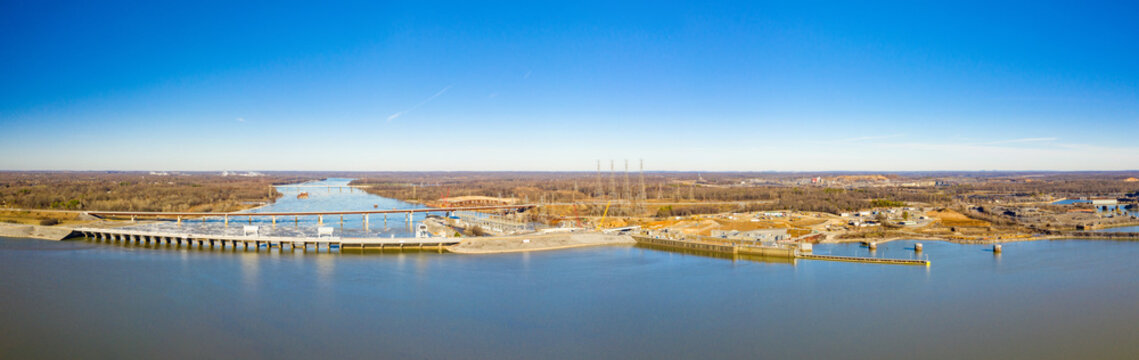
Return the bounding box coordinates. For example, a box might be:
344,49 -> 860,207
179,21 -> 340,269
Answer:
2,179 -> 1138,359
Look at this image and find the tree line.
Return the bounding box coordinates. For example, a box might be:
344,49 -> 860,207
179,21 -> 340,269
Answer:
0,172 -> 313,212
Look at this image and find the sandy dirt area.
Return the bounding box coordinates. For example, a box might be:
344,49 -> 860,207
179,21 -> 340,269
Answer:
0,223 -> 77,240
448,232 -> 635,254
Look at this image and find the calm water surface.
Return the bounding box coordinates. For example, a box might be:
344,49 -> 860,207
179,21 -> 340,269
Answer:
3,183 -> 1139,359
3,238 -> 1139,359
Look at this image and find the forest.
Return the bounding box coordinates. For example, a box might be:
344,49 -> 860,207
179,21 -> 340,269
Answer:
0,172 -> 312,212
349,172 -> 1139,216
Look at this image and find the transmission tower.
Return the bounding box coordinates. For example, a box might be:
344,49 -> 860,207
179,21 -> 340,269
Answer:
639,159 -> 646,202
596,160 -> 602,198
609,160 -> 615,200
623,159 -> 630,202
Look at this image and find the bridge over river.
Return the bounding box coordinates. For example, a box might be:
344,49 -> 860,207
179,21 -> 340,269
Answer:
72,226 -> 459,251
86,204 -> 535,225
62,178 -> 541,244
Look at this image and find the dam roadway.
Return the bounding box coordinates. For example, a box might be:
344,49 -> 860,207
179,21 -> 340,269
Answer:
84,204 -> 534,218
72,226 -> 460,251
56,204 -> 538,248
80,204 -> 536,225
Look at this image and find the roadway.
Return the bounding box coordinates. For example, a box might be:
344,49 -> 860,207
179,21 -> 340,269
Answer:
3,205 -> 536,218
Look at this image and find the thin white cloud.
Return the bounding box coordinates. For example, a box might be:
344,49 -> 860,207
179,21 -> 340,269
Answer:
523,70 -> 532,79
236,117 -> 245,122
387,85 -> 453,122
984,137 -> 1057,145
837,134 -> 905,142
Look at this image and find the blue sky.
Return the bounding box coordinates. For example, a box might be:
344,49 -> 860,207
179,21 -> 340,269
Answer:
2,1 -> 1136,171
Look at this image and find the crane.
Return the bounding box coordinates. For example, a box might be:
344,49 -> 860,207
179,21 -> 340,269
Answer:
596,201 -> 611,231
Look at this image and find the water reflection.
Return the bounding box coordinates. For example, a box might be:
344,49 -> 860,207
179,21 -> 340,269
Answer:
314,253 -> 335,286
240,252 -> 260,288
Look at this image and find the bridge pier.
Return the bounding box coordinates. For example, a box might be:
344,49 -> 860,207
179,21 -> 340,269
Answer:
248,216 -> 252,224
318,215 -> 323,225
177,216 -> 182,225
224,215 -> 229,226
272,216 -> 276,225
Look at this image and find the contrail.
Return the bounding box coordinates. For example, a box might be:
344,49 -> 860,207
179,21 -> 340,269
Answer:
387,85 -> 453,122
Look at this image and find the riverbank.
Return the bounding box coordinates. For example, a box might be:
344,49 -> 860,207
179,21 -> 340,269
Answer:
0,223 -> 78,240
447,233 -> 635,254
0,219 -> 160,241
824,232 -> 1139,246
1083,221 -> 1139,230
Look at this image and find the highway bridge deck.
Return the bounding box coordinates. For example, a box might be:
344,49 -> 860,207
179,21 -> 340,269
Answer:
72,227 -> 459,251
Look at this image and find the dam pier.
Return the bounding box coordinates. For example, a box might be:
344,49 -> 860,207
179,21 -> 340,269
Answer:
73,227 -> 459,251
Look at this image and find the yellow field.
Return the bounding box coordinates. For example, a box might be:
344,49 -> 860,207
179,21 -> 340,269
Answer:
0,210 -> 89,226
927,209 -> 990,227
